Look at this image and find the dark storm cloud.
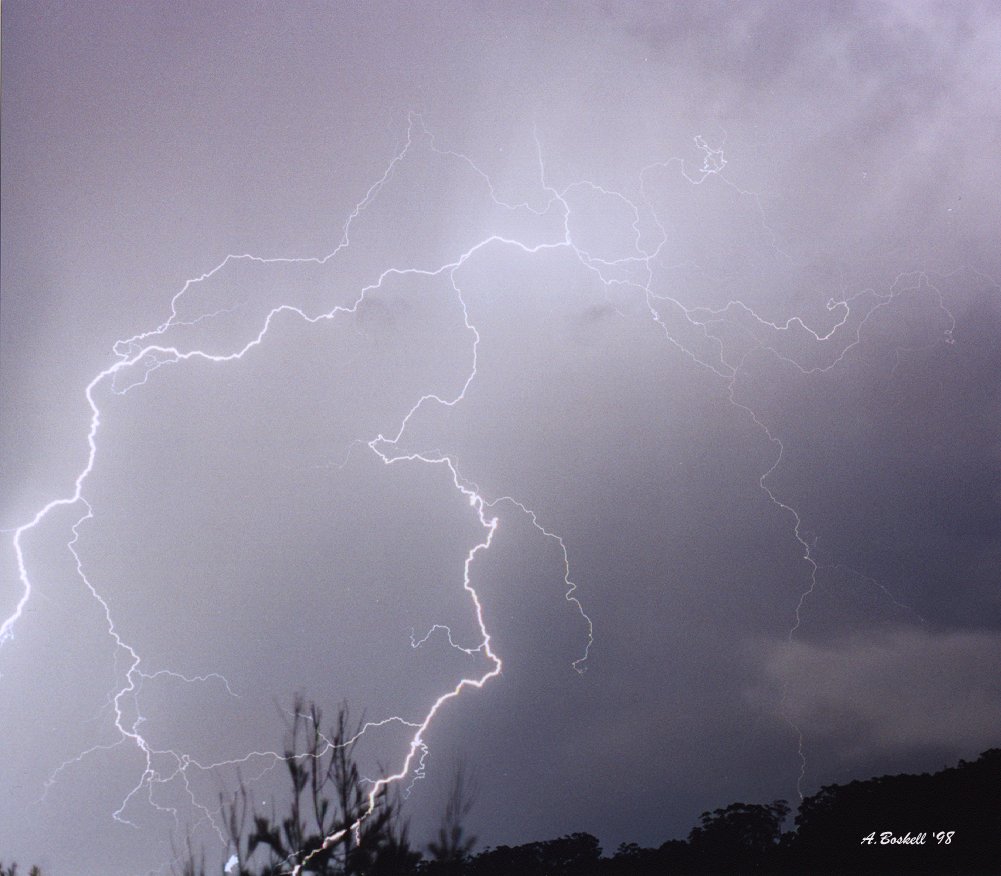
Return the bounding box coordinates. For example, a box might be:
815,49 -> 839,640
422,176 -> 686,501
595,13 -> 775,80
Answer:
2,2 -> 1000,874
758,627 -> 1001,756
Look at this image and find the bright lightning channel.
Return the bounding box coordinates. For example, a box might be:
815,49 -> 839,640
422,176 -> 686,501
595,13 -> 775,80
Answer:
2,113 -> 958,871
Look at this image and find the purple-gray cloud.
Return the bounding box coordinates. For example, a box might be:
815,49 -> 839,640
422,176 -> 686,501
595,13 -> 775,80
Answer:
2,3 -> 999,873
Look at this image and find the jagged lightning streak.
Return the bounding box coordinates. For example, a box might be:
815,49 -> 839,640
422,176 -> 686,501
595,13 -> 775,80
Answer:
587,137 -> 961,799
2,119 -> 417,650
292,125 -> 909,867
2,111 -> 963,872
1,115 -> 594,872
557,132 -> 961,804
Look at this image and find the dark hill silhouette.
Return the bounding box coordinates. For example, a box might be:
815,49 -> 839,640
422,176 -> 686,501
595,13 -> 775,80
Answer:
13,711 -> 991,876
784,748 -> 1001,874
437,747 -> 1001,875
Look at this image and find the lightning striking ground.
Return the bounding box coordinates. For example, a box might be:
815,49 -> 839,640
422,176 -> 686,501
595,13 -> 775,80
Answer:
2,113 -> 964,872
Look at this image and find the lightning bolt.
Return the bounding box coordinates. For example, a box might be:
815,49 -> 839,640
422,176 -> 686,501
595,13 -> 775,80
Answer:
2,112 -> 964,871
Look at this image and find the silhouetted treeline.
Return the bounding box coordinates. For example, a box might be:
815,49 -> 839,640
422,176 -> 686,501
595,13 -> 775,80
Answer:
9,736 -> 997,875
160,700 -> 998,875
418,747 -> 1000,875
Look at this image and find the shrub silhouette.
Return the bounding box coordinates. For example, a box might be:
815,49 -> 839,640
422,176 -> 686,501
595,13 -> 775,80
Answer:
424,762 -> 477,875
688,799 -> 790,858
169,736 -> 1001,874
180,696 -> 419,875
465,832 -> 602,876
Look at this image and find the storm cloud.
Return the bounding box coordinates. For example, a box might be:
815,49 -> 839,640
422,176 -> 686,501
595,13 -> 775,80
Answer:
2,2 -> 999,873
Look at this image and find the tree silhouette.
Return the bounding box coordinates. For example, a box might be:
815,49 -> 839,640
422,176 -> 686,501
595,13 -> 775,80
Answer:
424,762 -> 477,875
789,747 -> 1001,873
688,799 -> 790,859
180,696 -> 419,875
466,832 -> 602,876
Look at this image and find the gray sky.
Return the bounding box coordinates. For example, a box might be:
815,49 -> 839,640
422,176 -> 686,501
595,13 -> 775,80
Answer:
2,2 -> 1000,873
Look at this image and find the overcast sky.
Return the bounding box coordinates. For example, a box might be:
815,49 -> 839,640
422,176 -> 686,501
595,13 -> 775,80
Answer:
2,2 -> 1000,873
